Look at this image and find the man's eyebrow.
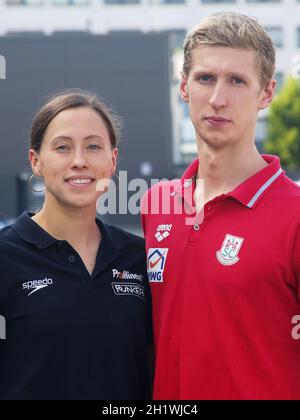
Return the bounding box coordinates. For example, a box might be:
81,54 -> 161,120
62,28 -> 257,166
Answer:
226,72 -> 248,79
193,69 -> 248,78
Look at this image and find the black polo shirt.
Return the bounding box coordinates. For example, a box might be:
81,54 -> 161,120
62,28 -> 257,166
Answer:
0,212 -> 152,400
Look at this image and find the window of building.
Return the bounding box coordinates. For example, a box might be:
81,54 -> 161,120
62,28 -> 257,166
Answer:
275,72 -> 284,91
202,0 -> 235,3
169,30 -> 198,164
52,0 -> 89,5
6,0 -> 43,5
256,118 -> 267,144
104,0 -> 140,4
265,26 -> 283,48
6,31 -> 45,36
170,30 -> 185,51
247,0 -> 281,3
150,0 -> 185,3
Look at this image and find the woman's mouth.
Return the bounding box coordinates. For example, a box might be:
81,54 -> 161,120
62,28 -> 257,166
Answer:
65,177 -> 95,188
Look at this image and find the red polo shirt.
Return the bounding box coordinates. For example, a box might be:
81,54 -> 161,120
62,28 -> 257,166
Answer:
141,155 -> 300,400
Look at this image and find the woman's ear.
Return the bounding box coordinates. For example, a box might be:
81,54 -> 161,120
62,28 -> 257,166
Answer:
110,148 -> 118,177
29,149 -> 42,176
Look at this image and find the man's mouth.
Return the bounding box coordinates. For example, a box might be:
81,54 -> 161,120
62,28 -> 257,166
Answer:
204,116 -> 232,127
205,116 -> 231,123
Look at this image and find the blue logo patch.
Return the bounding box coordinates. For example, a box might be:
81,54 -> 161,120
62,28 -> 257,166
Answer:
147,248 -> 169,282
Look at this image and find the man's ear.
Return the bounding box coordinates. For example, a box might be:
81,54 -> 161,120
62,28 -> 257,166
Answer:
179,72 -> 189,102
29,149 -> 42,176
258,79 -> 276,110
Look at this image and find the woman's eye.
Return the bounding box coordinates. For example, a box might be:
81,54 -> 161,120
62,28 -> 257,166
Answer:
56,145 -> 70,151
88,144 -> 101,150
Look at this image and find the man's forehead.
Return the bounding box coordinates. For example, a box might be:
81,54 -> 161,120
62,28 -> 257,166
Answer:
190,46 -> 257,73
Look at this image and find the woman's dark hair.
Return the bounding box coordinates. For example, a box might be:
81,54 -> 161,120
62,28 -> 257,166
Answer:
30,89 -> 121,152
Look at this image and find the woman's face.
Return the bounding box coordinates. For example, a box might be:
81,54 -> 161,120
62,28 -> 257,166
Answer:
29,106 -> 117,211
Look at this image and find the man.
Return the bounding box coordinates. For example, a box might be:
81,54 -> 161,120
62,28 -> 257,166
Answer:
142,12 -> 300,400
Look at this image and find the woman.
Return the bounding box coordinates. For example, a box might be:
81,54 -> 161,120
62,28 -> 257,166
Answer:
0,89 -> 152,400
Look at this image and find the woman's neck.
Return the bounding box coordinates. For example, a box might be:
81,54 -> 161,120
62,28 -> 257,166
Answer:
32,195 -> 100,248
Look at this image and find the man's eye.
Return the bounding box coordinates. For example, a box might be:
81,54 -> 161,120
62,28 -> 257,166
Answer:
199,75 -> 213,82
232,77 -> 244,85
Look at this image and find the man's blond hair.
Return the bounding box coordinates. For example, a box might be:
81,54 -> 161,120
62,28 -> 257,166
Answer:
183,12 -> 276,87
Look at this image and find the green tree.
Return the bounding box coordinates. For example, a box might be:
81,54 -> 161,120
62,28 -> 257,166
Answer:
264,77 -> 300,170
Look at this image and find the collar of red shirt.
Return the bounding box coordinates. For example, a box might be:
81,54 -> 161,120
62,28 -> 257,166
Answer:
175,154 -> 284,209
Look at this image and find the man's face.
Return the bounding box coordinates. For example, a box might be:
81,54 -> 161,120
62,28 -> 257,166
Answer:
180,46 -> 275,150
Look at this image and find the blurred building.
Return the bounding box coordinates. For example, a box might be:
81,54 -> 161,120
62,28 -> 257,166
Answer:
0,31 -> 172,229
0,0 -> 299,163
0,1 -> 299,228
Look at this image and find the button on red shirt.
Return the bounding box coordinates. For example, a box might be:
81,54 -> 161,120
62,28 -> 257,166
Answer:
142,155 -> 300,400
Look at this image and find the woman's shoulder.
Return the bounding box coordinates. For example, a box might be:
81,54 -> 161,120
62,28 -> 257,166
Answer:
0,224 -> 28,269
99,220 -> 145,248
0,223 -> 20,249
100,222 -> 148,277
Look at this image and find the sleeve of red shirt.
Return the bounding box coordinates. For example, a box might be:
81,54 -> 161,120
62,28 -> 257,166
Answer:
293,223 -> 300,305
141,188 -> 151,238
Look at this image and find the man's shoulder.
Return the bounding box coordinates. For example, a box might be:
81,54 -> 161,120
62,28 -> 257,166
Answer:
278,174 -> 300,204
141,179 -> 181,211
269,175 -> 300,227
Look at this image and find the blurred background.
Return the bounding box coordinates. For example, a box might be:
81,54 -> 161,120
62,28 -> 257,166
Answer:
0,0 -> 299,233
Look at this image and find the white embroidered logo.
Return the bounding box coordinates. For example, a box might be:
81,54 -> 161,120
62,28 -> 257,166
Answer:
111,269 -> 143,282
216,234 -> 244,266
155,224 -> 172,242
22,278 -> 53,296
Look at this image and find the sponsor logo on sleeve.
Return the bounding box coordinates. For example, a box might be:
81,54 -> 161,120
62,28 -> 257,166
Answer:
147,248 -> 168,282
155,224 -> 172,242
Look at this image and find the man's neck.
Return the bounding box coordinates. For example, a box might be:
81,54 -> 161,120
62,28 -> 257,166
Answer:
196,142 -> 267,205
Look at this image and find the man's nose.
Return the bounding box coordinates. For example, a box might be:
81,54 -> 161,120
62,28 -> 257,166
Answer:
208,83 -> 228,110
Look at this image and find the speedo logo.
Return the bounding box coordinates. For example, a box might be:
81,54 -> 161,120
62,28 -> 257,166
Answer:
112,269 -> 143,282
22,278 -> 53,296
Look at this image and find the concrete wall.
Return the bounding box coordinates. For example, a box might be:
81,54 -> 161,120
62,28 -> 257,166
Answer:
0,32 -> 173,226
